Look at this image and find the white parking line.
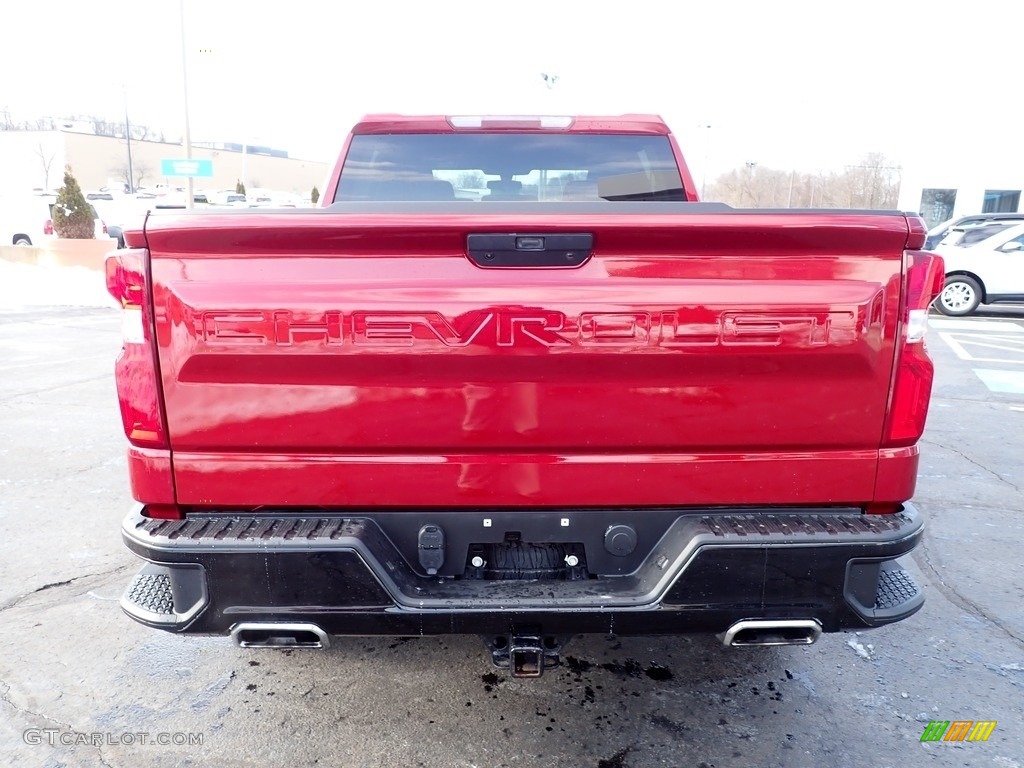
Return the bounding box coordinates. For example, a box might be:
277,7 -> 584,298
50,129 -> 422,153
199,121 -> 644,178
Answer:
930,319 -> 1024,333
973,369 -> 1024,396
937,332 -> 1024,364
933,318 -> 1024,395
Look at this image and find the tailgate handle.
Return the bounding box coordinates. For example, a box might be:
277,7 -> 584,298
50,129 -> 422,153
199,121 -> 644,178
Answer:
466,233 -> 593,268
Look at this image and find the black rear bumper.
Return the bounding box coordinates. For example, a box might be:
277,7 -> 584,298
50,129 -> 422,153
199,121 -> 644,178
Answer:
120,504 -> 925,638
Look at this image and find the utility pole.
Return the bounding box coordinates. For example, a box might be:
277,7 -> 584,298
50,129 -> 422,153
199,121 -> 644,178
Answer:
743,161 -> 758,207
539,74 -> 559,199
700,124 -> 711,199
123,86 -> 134,194
179,0 -> 194,209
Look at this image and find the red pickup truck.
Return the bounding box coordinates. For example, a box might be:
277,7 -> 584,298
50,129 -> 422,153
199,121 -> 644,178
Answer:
110,114 -> 944,677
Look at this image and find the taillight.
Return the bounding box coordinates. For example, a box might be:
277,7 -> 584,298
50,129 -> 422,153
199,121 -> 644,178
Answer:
881,249 -> 945,448
105,249 -> 167,449
102,219 -> 108,235
143,504 -> 184,520
44,219 -> 53,235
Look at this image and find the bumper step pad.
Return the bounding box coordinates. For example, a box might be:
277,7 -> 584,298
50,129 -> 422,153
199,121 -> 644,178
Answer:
875,564 -> 923,612
119,562 -> 208,629
124,572 -> 174,618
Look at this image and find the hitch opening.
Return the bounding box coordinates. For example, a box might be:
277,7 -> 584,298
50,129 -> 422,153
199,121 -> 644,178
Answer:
511,639 -> 544,678
485,631 -> 571,677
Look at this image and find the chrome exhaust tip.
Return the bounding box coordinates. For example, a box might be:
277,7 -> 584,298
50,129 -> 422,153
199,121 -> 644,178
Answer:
720,619 -> 822,647
231,622 -> 330,649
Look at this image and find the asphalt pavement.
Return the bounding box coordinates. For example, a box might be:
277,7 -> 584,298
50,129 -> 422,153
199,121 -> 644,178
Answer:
0,304 -> 1022,768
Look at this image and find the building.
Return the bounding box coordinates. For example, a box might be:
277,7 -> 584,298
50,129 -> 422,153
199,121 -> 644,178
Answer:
0,129 -> 330,197
194,141 -> 290,159
898,150 -> 1024,229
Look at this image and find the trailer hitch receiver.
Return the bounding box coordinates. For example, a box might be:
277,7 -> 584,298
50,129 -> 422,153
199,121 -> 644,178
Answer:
484,631 -> 571,678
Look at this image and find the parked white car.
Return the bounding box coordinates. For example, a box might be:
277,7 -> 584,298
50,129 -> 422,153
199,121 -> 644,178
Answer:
934,222 -> 1024,316
0,195 -> 110,246
211,190 -> 247,206
925,213 -> 1024,250
934,222 -> 1016,250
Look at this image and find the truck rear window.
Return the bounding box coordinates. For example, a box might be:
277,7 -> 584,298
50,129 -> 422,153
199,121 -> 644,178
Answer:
335,134 -> 686,203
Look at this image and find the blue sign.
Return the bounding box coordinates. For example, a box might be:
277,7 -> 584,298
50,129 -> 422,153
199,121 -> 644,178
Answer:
160,158 -> 214,177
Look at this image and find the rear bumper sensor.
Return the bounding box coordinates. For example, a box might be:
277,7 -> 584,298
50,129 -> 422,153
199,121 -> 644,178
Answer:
120,504 -> 924,636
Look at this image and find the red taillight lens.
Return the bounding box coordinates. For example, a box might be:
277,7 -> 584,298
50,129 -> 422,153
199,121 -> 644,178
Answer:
905,248 -> 946,320
904,212 -> 927,250
105,249 -> 167,449
105,250 -> 146,308
144,504 -> 184,520
44,219 -> 53,235
884,343 -> 934,447
882,250 -> 945,448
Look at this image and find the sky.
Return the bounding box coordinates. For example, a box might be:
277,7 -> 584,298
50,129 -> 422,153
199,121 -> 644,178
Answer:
2,0 -> 1021,182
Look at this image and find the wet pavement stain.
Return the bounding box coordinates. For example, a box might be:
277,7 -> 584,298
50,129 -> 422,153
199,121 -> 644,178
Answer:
565,656 -> 594,675
600,658 -> 644,678
644,663 -> 673,681
597,747 -> 631,768
481,671 -> 503,692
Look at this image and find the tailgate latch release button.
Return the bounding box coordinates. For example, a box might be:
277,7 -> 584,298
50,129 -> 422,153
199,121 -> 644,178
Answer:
418,525 -> 446,575
515,236 -> 545,250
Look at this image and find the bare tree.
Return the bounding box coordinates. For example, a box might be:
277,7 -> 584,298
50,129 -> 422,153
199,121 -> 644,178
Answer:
35,142 -> 56,191
708,164 -> 791,208
707,154 -> 901,210
842,153 -> 901,209
1,111 -> 165,139
89,115 -> 122,137
112,159 -> 150,190
456,171 -> 487,189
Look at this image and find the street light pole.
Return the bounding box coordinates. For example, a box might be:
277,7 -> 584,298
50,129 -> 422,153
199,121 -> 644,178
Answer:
539,74 -> 559,199
179,0 -> 194,209
123,85 -> 134,194
700,124 -> 711,199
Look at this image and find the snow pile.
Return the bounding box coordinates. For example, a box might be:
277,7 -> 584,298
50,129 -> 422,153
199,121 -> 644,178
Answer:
847,636 -> 874,660
0,259 -> 119,309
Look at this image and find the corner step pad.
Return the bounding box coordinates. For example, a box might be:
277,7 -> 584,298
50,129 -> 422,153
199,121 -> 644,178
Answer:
124,572 -> 175,617
875,567 -> 921,611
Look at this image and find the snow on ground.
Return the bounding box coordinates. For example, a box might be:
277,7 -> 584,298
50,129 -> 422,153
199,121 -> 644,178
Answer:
0,259 -> 119,310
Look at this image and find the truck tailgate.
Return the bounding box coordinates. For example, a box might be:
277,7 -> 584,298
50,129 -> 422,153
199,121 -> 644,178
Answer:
144,209 -> 910,508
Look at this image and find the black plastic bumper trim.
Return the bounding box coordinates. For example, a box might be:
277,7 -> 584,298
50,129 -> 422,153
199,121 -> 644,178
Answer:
121,504 -> 926,636
122,505 -> 922,613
